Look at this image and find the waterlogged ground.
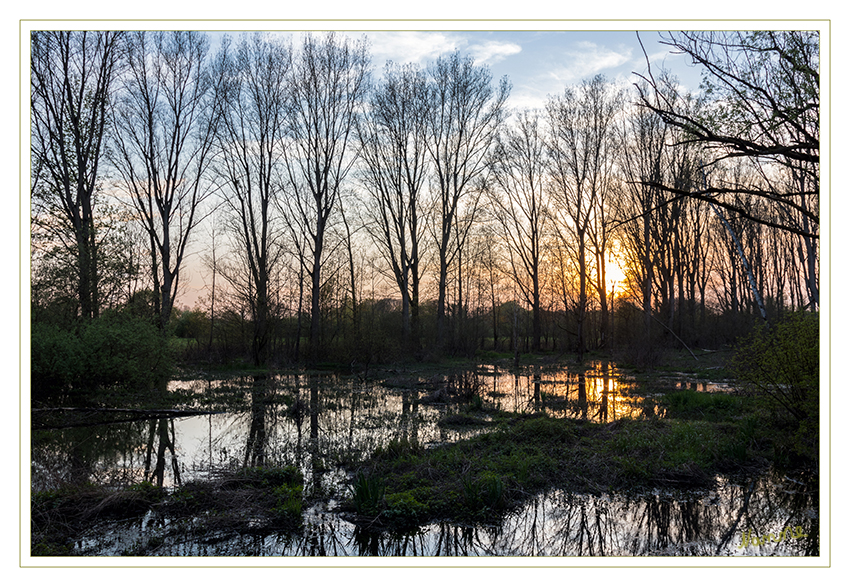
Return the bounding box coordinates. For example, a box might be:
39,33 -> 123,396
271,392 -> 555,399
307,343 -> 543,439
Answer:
30,363 -> 818,557
69,473 -> 817,556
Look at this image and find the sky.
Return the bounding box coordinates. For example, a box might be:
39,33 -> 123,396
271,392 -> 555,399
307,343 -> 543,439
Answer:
209,29 -> 706,113
360,30 -> 705,108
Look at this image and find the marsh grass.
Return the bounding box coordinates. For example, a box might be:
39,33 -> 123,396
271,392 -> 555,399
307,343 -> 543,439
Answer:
347,403 -> 776,531
32,466 -> 305,556
351,471 -> 386,516
661,388 -> 746,421
31,481 -> 167,556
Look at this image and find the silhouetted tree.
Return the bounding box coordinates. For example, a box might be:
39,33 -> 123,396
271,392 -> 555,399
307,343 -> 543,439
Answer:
487,109 -> 548,351
635,32 -> 819,242
280,32 -> 370,363
547,75 -> 620,359
212,33 -> 292,365
425,52 -> 509,350
111,31 -> 224,331
31,30 -> 124,320
357,61 -> 429,348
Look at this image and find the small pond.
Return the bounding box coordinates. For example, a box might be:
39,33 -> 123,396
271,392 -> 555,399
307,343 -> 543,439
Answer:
30,364 -> 819,557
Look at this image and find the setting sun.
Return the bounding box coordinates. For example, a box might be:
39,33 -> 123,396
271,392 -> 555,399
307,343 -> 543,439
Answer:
605,254 -> 628,295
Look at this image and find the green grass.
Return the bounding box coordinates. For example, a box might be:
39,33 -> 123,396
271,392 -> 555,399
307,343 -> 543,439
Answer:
346,408 -> 772,530
661,388 -> 746,421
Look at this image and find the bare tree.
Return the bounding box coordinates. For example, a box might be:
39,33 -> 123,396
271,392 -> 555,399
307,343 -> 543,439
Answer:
31,30 -> 124,320
211,33 -> 291,366
634,31 -> 819,241
584,79 -> 623,350
357,61 -> 429,347
546,75 -> 620,359
487,109 -> 548,351
425,51 -> 509,350
616,80 -> 685,343
280,32 -> 370,362
111,31 -> 223,331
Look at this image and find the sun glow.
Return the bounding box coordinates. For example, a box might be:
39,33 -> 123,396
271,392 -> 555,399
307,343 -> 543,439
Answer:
605,254 -> 628,296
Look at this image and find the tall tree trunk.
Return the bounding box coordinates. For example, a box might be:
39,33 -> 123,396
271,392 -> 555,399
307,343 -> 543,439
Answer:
577,230 -> 587,361
310,224 -> 324,364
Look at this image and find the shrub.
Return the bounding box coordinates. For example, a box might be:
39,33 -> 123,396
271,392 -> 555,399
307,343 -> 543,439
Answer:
383,491 -> 427,526
80,311 -> 173,390
31,311 -> 174,396
31,322 -> 86,394
733,311 -> 818,423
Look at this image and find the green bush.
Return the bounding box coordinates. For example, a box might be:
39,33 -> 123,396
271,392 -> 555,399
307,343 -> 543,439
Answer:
733,311 -> 819,464
31,322 -> 86,393
733,311 -> 819,422
383,491 -> 427,526
31,311 -> 173,396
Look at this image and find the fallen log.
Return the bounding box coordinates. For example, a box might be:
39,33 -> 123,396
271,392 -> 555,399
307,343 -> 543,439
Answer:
31,407 -> 225,429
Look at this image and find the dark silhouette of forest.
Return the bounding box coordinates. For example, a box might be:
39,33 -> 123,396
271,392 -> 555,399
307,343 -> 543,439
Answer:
30,30 -> 819,381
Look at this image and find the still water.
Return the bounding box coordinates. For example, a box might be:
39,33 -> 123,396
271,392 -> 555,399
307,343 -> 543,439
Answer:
31,365 -> 818,557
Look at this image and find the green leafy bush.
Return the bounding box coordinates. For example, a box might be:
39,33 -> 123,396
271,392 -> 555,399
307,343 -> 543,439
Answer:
733,311 -> 819,422
733,311 -> 818,464
31,322 -> 86,393
31,311 -> 173,396
383,490 -> 427,526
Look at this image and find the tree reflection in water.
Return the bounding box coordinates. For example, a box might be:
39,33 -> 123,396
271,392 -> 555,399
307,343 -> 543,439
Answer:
144,418 -> 180,487
244,375 -> 270,468
63,459 -> 816,556
315,472 -> 816,557
33,367 -> 818,556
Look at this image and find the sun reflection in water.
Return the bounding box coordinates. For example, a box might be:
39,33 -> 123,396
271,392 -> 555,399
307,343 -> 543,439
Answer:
482,363 -> 663,422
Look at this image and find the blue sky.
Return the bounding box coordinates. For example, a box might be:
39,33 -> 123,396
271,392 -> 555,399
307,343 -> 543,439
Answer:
361,30 -> 705,109
209,29 -> 706,111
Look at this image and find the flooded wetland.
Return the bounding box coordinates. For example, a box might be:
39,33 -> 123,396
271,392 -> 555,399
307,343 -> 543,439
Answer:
28,25 -> 822,565
30,361 -> 819,558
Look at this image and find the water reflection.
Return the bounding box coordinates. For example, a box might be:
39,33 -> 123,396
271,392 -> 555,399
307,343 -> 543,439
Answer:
32,419 -> 157,491
32,365 -> 817,557
144,418 -> 180,486
484,362 -> 656,422
31,366 -> 705,492
71,471 -> 816,556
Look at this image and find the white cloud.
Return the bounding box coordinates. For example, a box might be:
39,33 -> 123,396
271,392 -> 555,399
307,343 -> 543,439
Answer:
368,31 -> 461,68
547,41 -> 633,84
367,32 -> 522,71
467,40 -> 522,65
